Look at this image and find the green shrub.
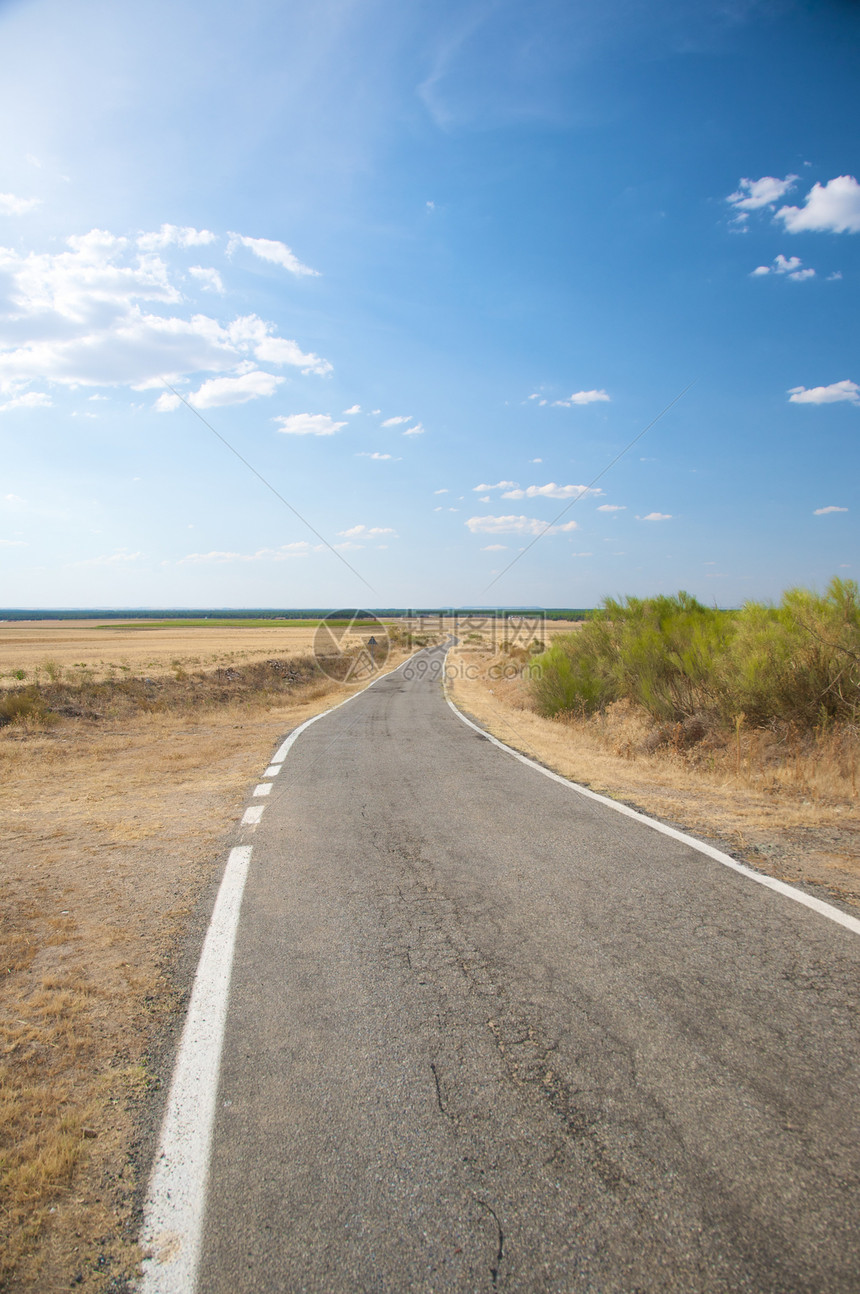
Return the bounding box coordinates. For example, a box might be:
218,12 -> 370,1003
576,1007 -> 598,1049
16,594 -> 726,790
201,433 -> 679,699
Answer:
530,578 -> 860,734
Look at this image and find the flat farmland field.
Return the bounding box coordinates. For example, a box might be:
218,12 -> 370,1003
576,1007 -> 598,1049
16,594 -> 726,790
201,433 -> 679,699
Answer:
0,620 -> 328,688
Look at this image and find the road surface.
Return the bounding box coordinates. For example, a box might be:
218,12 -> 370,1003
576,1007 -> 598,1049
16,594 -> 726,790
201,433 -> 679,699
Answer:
184,646 -> 859,1291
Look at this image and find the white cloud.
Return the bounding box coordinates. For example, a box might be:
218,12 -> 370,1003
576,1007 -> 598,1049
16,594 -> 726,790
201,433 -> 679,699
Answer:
466,515 -> 578,535
228,232 -> 319,276
597,504 -> 626,512
76,548 -> 143,566
381,414 -> 411,426
189,265 -> 224,293
727,175 -> 797,215
357,451 -> 400,460
481,544 -> 507,551
813,505 -> 848,515
553,389 -> 610,407
274,412 -> 347,436
473,481 -> 517,492
0,538 -> 26,546
157,369 -> 283,411
403,422 -> 425,436
570,552 -> 593,557
530,457 -> 542,463
776,175 -> 860,234
3,493 -> 25,503
0,193 -> 41,215
637,512 -> 672,522
138,225 -> 216,250
0,390 -> 52,412
788,379 -> 859,405
753,254 -> 815,281
337,524 -> 396,538
343,404 -> 361,415
827,271 -> 843,281
176,542 -> 313,564
0,231 -> 332,398
501,482 -> 603,500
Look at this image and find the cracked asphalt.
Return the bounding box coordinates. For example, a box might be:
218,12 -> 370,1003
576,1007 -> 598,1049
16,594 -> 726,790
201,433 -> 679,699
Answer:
198,646 -> 860,1292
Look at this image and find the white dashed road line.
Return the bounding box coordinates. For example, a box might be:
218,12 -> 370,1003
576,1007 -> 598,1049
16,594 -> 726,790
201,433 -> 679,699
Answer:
138,653 -> 417,1294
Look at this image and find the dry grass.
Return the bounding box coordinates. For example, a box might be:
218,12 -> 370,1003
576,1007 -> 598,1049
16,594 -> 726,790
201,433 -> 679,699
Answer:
447,644 -> 860,909
0,620 -> 328,689
0,629 -> 416,1291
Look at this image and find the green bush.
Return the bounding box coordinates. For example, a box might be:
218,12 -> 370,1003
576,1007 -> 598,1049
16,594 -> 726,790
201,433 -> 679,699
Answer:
530,579 -> 860,733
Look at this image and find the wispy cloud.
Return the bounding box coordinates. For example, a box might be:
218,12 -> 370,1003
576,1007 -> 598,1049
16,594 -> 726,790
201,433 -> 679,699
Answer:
75,548 -> 143,566
552,389 -> 610,407
357,451 -> 400,460
227,232 -> 319,276
0,192 -> 42,215
381,414 -> 412,426
776,175 -> 860,234
726,174 -> 797,222
343,404 -> 361,414
501,482 -> 603,500
274,412 -> 347,435
466,515 -> 578,535
189,265 -> 224,293
138,224 -> 216,250
337,524 -> 397,538
597,503 -> 625,512
473,481 -> 517,492
0,391 -> 52,413
403,422 -> 425,436
636,512 -> 672,521
788,379 -> 859,405
481,543 -> 507,551
813,505 -> 848,515
176,542 -> 314,564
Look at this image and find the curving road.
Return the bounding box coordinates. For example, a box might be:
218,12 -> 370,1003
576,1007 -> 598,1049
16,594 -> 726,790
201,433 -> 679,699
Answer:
188,646 -> 859,1292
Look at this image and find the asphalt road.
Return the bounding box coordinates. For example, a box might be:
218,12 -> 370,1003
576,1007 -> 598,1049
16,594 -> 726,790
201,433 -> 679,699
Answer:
197,645 -> 860,1292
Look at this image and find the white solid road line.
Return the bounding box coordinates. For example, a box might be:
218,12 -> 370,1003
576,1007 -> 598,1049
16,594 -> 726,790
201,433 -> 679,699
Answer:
137,651 -> 417,1294
445,694 -> 860,939
139,846 -> 253,1294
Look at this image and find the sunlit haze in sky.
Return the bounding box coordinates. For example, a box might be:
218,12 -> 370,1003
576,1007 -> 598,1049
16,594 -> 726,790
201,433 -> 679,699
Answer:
0,0 -> 857,608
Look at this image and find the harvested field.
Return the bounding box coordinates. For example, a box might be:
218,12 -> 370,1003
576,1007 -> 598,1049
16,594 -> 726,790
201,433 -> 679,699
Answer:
0,622 -> 420,1291
0,621 -> 326,689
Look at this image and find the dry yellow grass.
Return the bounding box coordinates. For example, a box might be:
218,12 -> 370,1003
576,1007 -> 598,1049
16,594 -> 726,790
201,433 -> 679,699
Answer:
0,630 -> 416,1291
447,644 -> 860,909
0,620 -> 327,688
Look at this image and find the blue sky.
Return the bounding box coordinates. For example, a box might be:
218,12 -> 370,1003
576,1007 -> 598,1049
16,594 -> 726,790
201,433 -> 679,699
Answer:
0,0 -> 857,609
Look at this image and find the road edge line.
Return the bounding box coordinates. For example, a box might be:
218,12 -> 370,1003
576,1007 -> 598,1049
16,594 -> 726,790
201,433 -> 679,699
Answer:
443,661 -> 860,939
137,647 -> 421,1292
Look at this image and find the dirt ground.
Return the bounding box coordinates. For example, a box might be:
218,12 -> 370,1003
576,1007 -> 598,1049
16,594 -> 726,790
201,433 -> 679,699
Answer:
0,628 -> 413,1292
446,644 -> 860,912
